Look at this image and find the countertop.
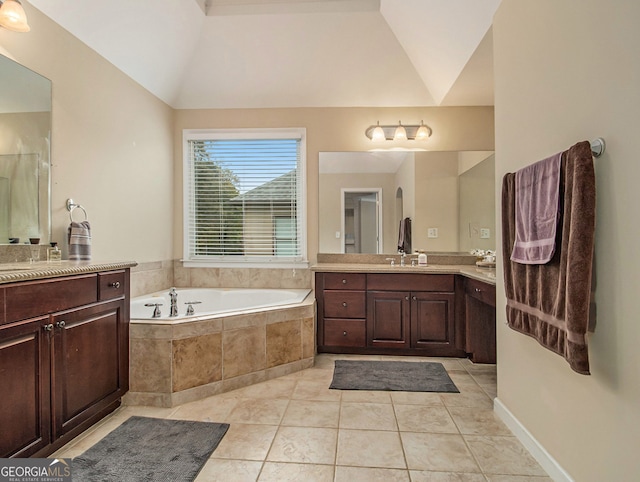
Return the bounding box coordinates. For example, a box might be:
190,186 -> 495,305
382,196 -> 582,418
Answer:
0,260 -> 138,285
311,263 -> 496,285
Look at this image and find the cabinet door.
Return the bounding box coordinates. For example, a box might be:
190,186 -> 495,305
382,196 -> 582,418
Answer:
0,317 -> 51,458
410,292 -> 455,353
51,299 -> 127,439
366,291 -> 410,349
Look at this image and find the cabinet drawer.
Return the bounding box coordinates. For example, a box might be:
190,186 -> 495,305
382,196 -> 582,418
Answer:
324,291 -> 366,318
367,273 -> 454,292
98,271 -> 126,301
5,274 -> 98,324
323,273 -> 366,290
324,319 -> 366,347
465,278 -> 496,307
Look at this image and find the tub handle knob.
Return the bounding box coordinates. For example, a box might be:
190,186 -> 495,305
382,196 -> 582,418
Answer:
185,301 -> 202,316
145,303 -> 163,318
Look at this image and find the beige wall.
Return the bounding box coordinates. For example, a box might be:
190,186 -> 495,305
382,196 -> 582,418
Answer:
174,107 -> 494,263
494,1 -> 640,480
458,154 -> 495,253
0,5 -> 174,263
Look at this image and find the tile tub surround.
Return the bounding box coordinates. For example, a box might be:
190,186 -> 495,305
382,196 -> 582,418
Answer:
125,298 -> 316,408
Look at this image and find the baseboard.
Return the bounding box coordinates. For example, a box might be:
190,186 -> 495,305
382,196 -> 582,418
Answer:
493,397 -> 574,482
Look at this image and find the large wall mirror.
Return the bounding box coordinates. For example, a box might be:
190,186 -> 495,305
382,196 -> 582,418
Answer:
0,55 -> 51,245
319,151 -> 495,254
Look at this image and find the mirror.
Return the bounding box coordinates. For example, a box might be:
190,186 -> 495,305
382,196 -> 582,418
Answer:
0,55 -> 51,245
319,151 -> 495,254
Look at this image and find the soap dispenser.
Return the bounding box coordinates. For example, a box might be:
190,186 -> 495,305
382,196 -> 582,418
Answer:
418,250 -> 427,266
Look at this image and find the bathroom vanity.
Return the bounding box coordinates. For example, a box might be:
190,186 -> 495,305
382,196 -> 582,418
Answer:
314,258 -> 496,362
0,261 -> 135,458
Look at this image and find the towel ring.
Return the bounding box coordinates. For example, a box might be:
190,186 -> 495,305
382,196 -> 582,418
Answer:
66,198 -> 88,222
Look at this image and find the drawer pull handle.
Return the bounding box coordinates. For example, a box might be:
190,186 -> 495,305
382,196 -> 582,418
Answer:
342,279 -> 347,284
109,281 -> 121,289
43,323 -> 53,332
56,321 -> 66,328
342,302 -> 347,307
343,331 -> 347,336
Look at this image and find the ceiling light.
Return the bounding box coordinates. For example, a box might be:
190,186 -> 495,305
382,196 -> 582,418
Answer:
0,0 -> 30,32
364,121 -> 433,141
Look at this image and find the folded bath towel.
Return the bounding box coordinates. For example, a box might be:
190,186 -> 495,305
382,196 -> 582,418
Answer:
510,152 -> 562,264
502,141 -> 595,375
68,220 -> 91,261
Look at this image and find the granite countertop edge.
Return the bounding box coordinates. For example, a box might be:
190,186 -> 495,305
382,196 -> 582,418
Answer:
0,260 -> 138,284
311,263 -> 496,285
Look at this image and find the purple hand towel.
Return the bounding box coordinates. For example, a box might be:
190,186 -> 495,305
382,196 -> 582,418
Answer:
68,220 -> 91,261
510,152 -> 562,264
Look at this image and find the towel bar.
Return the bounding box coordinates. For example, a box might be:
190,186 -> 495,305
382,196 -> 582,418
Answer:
590,138 -> 605,158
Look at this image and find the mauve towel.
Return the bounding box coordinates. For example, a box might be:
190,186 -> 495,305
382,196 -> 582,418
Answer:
397,217 -> 411,253
502,141 -> 596,375
68,220 -> 91,261
510,152 -> 562,264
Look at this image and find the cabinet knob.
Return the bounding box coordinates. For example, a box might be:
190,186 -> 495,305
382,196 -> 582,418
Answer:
342,302 -> 347,307
405,296 -> 410,301
109,281 -> 121,289
343,331 -> 347,336
56,321 -> 66,328
342,279 -> 347,284
475,288 -> 482,293
43,323 -> 53,332
412,296 -> 417,301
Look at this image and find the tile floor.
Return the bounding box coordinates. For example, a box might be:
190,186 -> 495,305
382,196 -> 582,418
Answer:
53,354 -> 552,481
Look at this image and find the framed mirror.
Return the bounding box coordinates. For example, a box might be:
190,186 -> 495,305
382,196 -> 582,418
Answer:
0,55 -> 51,245
319,151 -> 495,255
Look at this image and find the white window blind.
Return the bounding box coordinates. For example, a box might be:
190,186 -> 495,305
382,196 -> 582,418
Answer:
183,129 -> 307,267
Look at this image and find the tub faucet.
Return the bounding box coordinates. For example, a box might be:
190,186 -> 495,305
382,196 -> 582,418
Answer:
169,288 -> 178,317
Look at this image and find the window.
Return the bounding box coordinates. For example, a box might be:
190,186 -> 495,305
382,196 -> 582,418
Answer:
183,128 -> 307,267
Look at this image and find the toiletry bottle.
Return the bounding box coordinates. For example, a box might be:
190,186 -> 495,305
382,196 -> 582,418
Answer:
418,250 -> 427,266
47,242 -> 62,262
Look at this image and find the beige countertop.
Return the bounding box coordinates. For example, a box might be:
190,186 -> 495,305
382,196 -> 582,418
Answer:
311,263 -> 496,285
0,260 -> 138,285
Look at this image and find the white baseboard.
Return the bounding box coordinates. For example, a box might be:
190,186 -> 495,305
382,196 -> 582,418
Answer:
493,397 -> 574,482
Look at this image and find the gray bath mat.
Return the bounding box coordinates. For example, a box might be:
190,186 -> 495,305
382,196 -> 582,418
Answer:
330,360 -> 459,393
73,416 -> 229,482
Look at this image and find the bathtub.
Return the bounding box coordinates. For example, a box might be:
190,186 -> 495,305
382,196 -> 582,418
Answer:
130,287 -> 312,321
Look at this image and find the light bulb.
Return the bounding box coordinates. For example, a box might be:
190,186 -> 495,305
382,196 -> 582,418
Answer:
393,122 -> 407,141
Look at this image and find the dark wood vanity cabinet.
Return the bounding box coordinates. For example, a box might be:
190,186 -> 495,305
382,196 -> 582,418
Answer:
460,277 -> 496,363
0,269 -> 130,458
316,272 -> 465,357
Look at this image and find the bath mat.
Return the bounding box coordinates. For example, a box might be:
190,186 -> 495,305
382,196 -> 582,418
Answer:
329,360 -> 459,393
73,416 -> 229,482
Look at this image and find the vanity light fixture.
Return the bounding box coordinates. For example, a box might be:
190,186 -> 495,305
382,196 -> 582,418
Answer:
0,0 -> 30,32
365,120 -> 432,141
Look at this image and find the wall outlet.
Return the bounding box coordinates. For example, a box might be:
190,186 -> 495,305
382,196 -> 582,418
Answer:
428,228 -> 438,238
480,228 -> 490,239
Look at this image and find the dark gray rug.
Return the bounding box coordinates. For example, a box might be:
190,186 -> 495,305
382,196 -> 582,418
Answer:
330,360 -> 459,393
73,416 -> 229,482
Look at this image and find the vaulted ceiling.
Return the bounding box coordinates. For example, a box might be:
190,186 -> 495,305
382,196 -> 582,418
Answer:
28,0 -> 501,109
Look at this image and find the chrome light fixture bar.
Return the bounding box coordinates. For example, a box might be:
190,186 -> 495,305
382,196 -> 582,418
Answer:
365,120 -> 432,141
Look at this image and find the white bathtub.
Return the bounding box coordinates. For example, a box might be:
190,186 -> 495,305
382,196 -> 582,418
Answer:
131,287 -> 311,322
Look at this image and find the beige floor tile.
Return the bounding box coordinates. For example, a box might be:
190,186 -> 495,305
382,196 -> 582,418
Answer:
195,458 -> 263,481
394,404 -> 459,434
401,432 -> 481,473
267,426 -> 338,464
409,471 -> 488,481
258,462 -> 334,481
448,408 -> 511,436
292,379 -> 342,402
211,423 -> 278,461
336,429 -> 406,469
226,398 -> 289,424
340,402 -> 398,431
440,385 -> 494,409
170,396 -> 239,423
465,435 -> 547,477
281,400 -> 341,428
230,378 -> 298,399
485,476 -> 552,482
334,465 -> 410,482
340,390 -> 392,404
390,391 -> 445,406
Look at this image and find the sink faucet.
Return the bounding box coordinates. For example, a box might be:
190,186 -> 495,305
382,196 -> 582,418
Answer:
399,251 -> 406,266
169,288 -> 178,317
